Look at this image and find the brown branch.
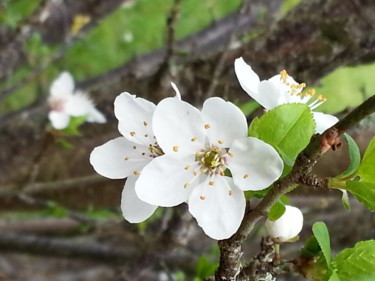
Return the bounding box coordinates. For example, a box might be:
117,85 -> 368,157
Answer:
0,230 -> 132,263
0,174 -> 107,197
215,95 -> 375,280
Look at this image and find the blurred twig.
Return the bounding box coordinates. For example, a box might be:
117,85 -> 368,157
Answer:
0,174 -> 107,197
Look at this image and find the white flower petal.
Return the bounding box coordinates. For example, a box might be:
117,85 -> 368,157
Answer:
114,92 -> 156,145
50,71 -> 75,98
48,111 -> 70,130
87,107 -> 107,123
153,98 -> 206,154
121,176 -> 158,223
90,137 -> 150,179
64,91 -> 94,116
135,154 -> 199,207
265,205 -> 303,241
227,137 -> 284,191
188,176 -> 245,240
234,57 -> 261,100
312,111 -> 339,133
201,97 -> 247,147
257,79 -> 285,109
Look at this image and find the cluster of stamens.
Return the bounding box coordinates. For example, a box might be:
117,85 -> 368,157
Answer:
279,69 -> 327,109
195,146 -> 227,176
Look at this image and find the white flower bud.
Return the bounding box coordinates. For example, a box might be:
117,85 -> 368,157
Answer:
265,205 -> 303,242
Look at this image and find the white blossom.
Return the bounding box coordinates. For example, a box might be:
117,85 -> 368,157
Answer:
234,57 -> 338,133
48,71 -> 106,130
265,205 -> 303,242
90,92 -> 161,223
135,88 -> 284,240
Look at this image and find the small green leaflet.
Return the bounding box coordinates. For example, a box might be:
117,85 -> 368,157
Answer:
268,201 -> 286,221
333,240 -> 375,281
312,222 -> 332,267
357,137 -> 375,182
248,103 -> 315,165
338,134 -> 361,178
345,180 -> 375,211
328,271 -> 340,281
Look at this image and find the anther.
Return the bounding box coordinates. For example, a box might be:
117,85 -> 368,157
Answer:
130,132 -> 136,136
144,134 -> 148,137
220,171 -> 225,176
218,140 -> 223,144
143,121 -> 148,126
184,165 -> 190,170
133,146 -> 137,149
191,137 -> 197,142
228,190 -> 233,196
204,124 -> 211,129
209,181 -> 215,186
173,146 -> 179,152
184,183 -> 190,188
133,171 -> 140,175
124,157 -> 129,160
228,152 -> 234,157
200,196 -> 206,200
243,174 -> 249,179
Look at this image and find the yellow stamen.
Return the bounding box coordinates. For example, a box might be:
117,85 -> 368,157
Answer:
130,132 -> 136,136
184,183 -> 190,188
191,137 -> 197,142
173,146 -> 179,152
143,121 -> 148,126
204,124 -> 211,129
184,165 -> 190,170
209,181 -> 215,186
228,190 -> 233,196
133,171 -> 139,175
243,174 -> 249,179
200,196 -> 206,200
228,152 -> 234,157
218,140 -> 223,144
124,157 -> 129,160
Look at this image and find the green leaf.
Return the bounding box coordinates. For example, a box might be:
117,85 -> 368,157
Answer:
340,189 -> 350,211
195,256 -> 218,280
239,100 -> 260,116
301,235 -> 322,259
333,240 -> 375,281
312,222 -> 331,267
345,180 -> 375,211
328,271 -> 341,281
248,103 -> 315,164
62,116 -> 87,135
357,137 -> 375,182
268,202 -> 286,221
339,134 -> 361,178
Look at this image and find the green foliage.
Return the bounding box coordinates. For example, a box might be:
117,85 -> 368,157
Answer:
302,235 -> 322,259
356,137 -> 375,182
312,222 -> 332,266
333,240 -> 375,281
238,100 -> 260,116
194,256 -> 219,281
0,0 -> 42,27
345,181 -> 375,212
268,201 -> 286,221
249,103 -> 315,166
339,134 -> 361,178
61,116 -> 88,136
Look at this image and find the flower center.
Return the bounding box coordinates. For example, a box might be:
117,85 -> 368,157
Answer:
148,143 -> 164,158
195,146 -> 227,176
